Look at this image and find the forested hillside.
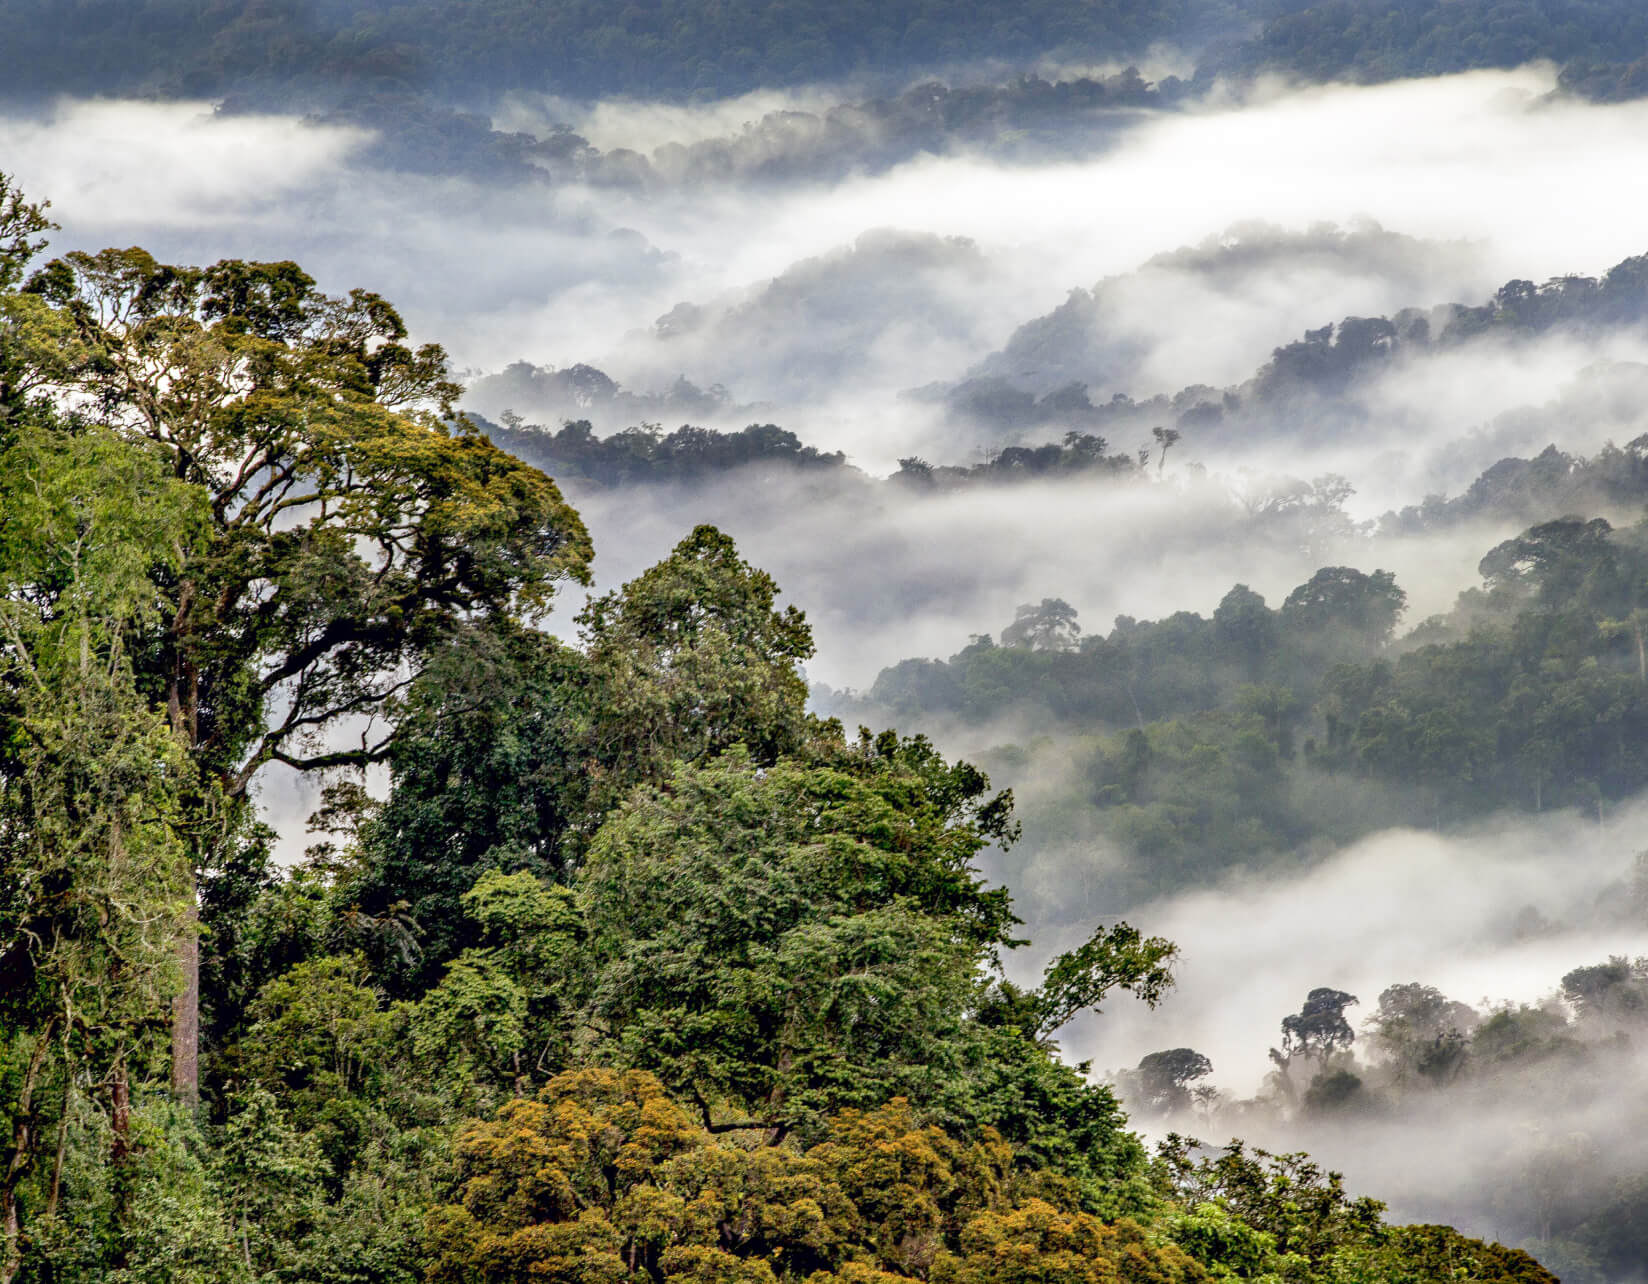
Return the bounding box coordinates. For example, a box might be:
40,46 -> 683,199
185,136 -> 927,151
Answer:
834,510 -> 1648,909
1119,957 -> 1648,1280
3,0 -> 1648,128
1211,0 -> 1648,100
0,0 -> 1214,101
0,177 -> 1561,1281
950,247 -> 1648,437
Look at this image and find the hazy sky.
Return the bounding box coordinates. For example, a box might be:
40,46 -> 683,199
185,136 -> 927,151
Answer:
11,67 -> 1648,461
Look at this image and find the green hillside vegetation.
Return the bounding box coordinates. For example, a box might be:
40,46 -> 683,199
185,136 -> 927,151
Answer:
0,175 -> 1550,1281
1212,0 -> 1648,100
842,512 -> 1648,908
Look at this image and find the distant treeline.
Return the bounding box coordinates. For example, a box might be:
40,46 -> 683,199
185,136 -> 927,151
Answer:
1213,0 -> 1648,102
1127,955 -> 1648,1282
1383,439 -> 1648,534
836,515 -> 1648,899
476,410 -> 1145,489
472,397 -> 1648,562
949,248 -> 1648,435
0,0 -> 1205,101
6,1 -> 1648,181
483,416 -> 849,486
3,0 -> 1646,105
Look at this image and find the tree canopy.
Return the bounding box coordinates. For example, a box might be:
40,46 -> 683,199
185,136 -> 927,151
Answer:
0,171 -> 1556,1284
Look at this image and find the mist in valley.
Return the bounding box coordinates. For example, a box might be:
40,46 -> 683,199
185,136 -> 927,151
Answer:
14,33 -> 1648,1283
1053,803 -> 1648,1280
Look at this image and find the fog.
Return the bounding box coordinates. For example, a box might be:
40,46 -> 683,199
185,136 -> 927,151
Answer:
1053,802 -> 1648,1093
1019,800 -> 1648,1276
12,67 -> 1648,481
554,466 -> 1517,689
1217,331 -> 1648,514
14,64 -> 1645,811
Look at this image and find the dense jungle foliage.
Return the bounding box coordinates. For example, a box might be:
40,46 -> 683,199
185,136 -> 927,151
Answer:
0,175 -> 1559,1281
835,508 -> 1648,913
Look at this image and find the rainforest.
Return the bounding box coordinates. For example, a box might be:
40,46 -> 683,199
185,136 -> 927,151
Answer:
9,2 -> 1648,1282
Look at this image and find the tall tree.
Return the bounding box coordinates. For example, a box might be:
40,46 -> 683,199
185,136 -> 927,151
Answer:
20,243 -> 594,1098
0,425 -> 201,1280
0,175 -> 66,434
1270,987 -> 1359,1089
575,736 -> 1021,1139
347,524 -> 817,993
1001,599 -> 1080,652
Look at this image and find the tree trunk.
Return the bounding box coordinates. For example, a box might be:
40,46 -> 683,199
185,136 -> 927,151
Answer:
110,1056 -> 131,1163
46,1096 -> 68,1223
171,887 -> 200,1105
762,1043 -> 794,1147
2,1022 -> 55,1284
165,606 -> 203,1105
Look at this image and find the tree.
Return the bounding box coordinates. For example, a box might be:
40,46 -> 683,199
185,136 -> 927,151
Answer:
1212,585 -> 1276,679
20,245 -> 594,1098
1364,983 -> 1477,1084
1001,599 -> 1080,652
1270,989 -> 1359,1084
348,525 -> 818,993
211,1089 -> 327,1280
1301,1069 -> 1364,1115
1479,517 -> 1616,604
0,174 -> 59,431
1151,425 -> 1181,474
1033,924 -> 1178,1037
1599,605 -> 1648,683
238,955 -> 399,1127
576,524 -> 817,812
409,870 -> 583,1101
1131,1050 -> 1212,1115
1156,1138 -> 1383,1270
343,622 -> 592,994
1280,568 -> 1405,649
950,1003 -> 1147,1217
0,175 -> 51,294
1232,685 -> 1300,759
425,1070 -> 1205,1284
574,736 -> 1020,1139
1333,1224 -> 1557,1284
1561,957 -> 1648,1026
0,424 -> 207,1281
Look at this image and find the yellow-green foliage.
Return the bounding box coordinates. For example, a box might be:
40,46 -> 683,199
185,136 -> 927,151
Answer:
424,1070 -> 1206,1284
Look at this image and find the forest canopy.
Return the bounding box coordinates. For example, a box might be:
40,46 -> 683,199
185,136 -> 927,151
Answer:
0,173 -> 1560,1283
